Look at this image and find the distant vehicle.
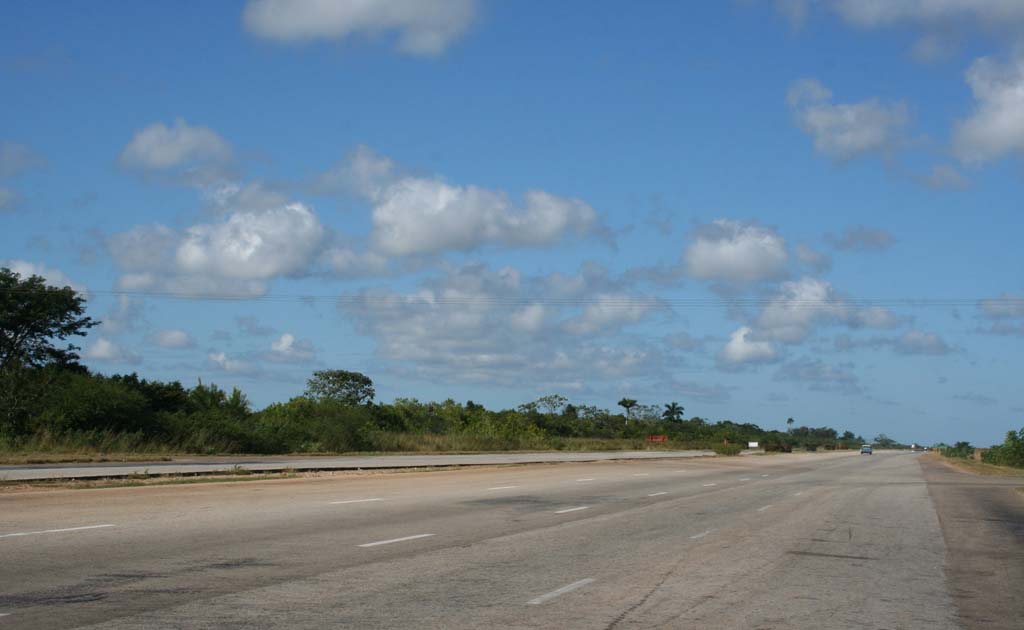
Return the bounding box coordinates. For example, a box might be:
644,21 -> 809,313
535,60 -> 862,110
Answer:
860,445 -> 873,455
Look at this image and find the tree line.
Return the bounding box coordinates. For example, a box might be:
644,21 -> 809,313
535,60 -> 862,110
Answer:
2,266 -> 871,456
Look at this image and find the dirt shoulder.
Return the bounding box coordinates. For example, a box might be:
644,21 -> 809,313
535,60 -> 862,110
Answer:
921,455 -> 1024,630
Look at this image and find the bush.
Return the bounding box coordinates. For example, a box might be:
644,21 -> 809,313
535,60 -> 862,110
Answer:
981,428 -> 1024,468
941,441 -> 975,459
712,443 -> 743,456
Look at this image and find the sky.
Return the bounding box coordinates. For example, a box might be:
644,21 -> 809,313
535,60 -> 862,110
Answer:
2,1 -> 1023,446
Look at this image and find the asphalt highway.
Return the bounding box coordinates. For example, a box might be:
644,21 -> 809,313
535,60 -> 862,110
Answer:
0,451 -> 1020,629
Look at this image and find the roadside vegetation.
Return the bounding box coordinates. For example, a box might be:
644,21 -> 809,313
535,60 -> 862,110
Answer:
935,429 -> 1024,472
2,267 -> 870,460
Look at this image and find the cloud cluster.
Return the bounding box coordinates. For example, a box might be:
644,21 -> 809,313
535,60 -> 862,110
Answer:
339,263 -> 677,389
774,357 -> 862,394
148,329 -> 196,349
83,338 -> 141,364
3,259 -> 87,296
787,79 -> 908,161
243,0 -> 477,55
977,292 -> 1024,335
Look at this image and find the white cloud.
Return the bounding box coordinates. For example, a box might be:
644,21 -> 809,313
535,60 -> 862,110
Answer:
325,147 -> 602,256
267,333 -> 316,363
109,203 -> 325,295
720,326 -> 779,365
149,329 -> 195,349
562,294 -> 660,336
339,263 -> 667,387
832,0 -> 1024,28
177,203 -> 325,279
242,0 -> 477,55
756,277 -> 902,343
3,259 -> 87,296
953,54 -> 1024,163
100,296 -> 145,334
119,118 -> 232,173
83,338 -> 141,364
684,219 -> 788,284
787,79 -> 908,161
208,351 -> 257,374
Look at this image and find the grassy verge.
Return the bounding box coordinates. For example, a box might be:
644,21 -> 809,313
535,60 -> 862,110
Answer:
930,452 -> 1024,477
0,436 -> 706,465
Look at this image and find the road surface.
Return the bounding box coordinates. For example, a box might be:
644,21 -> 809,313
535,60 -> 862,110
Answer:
0,451 -> 1020,628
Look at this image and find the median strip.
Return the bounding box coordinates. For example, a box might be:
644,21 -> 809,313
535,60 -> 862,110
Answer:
357,533 -> 435,548
0,524 -> 115,539
527,578 -> 595,605
329,498 -> 384,505
554,506 -> 590,514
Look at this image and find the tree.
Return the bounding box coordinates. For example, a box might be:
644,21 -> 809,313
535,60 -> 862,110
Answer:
0,267 -> 97,371
662,402 -> 684,422
786,417 -> 794,433
536,394 -> 568,415
618,398 -> 637,421
305,370 -> 375,405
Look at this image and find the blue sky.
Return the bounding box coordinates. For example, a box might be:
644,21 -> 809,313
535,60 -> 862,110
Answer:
2,1 -> 1023,445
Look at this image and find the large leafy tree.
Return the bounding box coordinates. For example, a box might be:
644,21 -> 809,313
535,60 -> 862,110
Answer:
1,267 -> 97,371
304,369 -> 375,406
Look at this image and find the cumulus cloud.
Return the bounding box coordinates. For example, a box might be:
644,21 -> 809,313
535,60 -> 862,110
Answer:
149,329 -> 195,349
787,79 -> 908,161
754,277 -> 904,344
323,146 -> 603,257
242,0 -> 477,55
953,54 -> 1024,163
208,351 -> 257,374
832,0 -> 1024,29
83,338 -> 141,364
562,294 -> 662,336
108,203 -> 325,296
976,292 -> 1024,335
177,203 -> 324,279
827,225 -> 895,251
719,326 -> 779,366
119,118 -> 232,180
3,259 -> 87,296
683,219 -> 788,285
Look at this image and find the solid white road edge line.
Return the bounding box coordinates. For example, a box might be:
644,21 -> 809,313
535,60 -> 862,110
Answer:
357,533 -> 435,548
554,506 -> 590,514
0,524 -> 116,539
647,492 -> 667,497
757,505 -> 773,512
527,578 -> 595,605
487,486 -> 519,490
330,498 -> 384,505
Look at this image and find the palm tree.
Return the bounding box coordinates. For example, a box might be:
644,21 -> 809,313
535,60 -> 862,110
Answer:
618,398 -> 638,422
662,402 -> 684,422
787,417 -> 794,433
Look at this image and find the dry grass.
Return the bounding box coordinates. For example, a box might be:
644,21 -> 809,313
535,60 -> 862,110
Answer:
929,452 -> 1024,478
0,452 -> 174,465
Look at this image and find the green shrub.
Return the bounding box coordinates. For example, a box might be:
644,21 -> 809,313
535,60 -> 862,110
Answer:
941,441 -> 975,459
712,443 -> 743,456
981,429 -> 1024,468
